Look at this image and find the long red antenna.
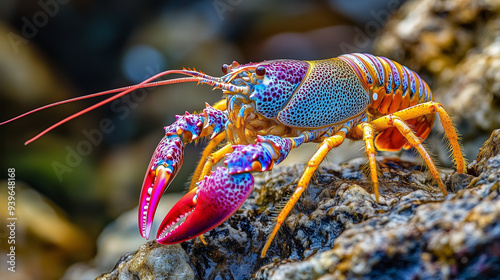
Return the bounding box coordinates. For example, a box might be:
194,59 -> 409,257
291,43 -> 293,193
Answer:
24,76 -> 200,145
0,69 -> 221,145
0,70 -> 212,127
0,83 -> 151,126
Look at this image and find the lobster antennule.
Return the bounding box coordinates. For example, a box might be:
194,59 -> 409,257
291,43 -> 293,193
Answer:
201,78 -> 250,94
225,65 -> 258,83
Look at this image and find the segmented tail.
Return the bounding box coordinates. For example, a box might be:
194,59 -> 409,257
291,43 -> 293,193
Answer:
338,53 -> 435,151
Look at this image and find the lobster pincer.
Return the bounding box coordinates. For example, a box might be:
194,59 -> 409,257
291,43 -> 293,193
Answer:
139,105 -> 228,240
154,135 -> 301,244
138,134 -> 184,240
156,166 -> 254,244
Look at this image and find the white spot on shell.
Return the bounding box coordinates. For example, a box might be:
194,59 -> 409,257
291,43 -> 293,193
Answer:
373,93 -> 378,101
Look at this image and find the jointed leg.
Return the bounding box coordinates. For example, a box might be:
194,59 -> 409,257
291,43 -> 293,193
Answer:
435,105 -> 465,173
191,138 -> 231,245
369,101 -> 465,173
387,115 -> 447,195
361,123 -> 380,201
191,142 -> 233,245
261,132 -> 346,257
190,133 -> 227,190
198,143 -> 234,183
189,99 -> 229,190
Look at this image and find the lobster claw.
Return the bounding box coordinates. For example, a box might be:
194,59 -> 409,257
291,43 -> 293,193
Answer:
139,135 -> 184,240
156,166 -> 254,244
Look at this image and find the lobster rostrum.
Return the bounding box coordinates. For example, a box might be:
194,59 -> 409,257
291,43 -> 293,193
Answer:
1,53 -> 466,257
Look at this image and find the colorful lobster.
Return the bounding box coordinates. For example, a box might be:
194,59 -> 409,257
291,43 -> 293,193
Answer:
1,53 -> 465,257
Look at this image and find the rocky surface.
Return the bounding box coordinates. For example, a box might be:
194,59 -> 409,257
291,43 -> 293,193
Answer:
96,129 -> 499,280
97,242 -> 194,280
258,131 -> 500,280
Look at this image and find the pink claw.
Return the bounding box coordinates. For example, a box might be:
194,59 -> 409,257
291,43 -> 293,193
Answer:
156,166 -> 254,244
139,135 -> 184,240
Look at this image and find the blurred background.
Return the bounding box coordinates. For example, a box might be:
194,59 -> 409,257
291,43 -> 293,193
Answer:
1,0 -> 496,279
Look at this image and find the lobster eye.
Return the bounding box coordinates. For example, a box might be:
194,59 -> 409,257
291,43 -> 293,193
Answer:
222,64 -> 229,74
256,66 -> 266,76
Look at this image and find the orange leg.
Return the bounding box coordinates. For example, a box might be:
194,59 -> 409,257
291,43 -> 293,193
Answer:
189,133 -> 226,190
261,131 -> 346,257
197,143 -> 234,182
386,115 -> 447,195
435,104 -> 466,173
369,101 -> 465,173
361,123 -> 380,201
189,99 -> 228,190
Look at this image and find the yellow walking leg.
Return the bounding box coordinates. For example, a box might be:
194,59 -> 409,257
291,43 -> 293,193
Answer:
194,142 -> 233,245
189,99 -> 228,190
361,123 -> 380,202
385,115 -> 447,195
261,132 -> 346,257
197,144 -> 234,183
189,133 -> 226,190
369,101 -> 465,173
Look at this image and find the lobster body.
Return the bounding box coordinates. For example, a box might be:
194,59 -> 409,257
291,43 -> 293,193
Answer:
231,54 -> 434,151
250,59 -> 369,128
1,53 -> 465,258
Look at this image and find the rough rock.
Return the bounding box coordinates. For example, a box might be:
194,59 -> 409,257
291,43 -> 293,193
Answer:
99,129 -> 500,280
97,242 -> 194,280
258,130 -> 500,279
469,129 -> 500,176
62,194 -> 184,280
